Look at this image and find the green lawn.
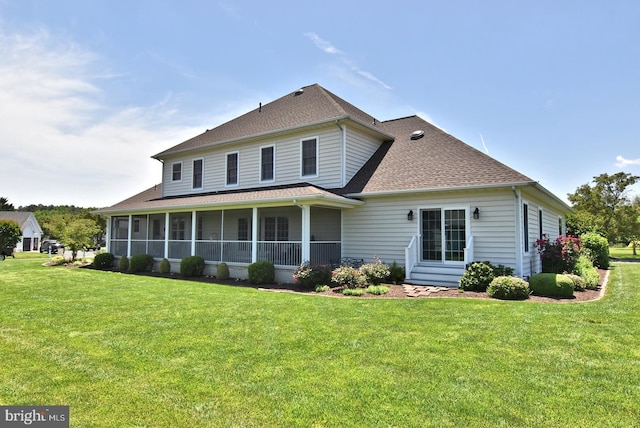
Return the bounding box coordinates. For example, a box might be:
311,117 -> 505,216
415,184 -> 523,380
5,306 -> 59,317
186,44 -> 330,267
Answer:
1,260 -> 639,427
609,246 -> 640,260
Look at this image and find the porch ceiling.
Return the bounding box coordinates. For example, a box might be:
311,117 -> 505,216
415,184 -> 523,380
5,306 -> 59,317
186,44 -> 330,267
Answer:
96,183 -> 362,215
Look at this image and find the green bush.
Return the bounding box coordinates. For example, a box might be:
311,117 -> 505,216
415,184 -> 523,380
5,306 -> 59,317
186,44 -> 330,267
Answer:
315,285 -> 330,292
129,254 -> 154,273
359,258 -> 390,285
180,256 -> 205,277
564,273 -> 586,291
293,262 -> 332,290
487,276 -> 530,300
581,232 -> 610,269
247,260 -> 275,284
573,255 -> 599,290
366,285 -> 390,295
118,256 -> 129,272
93,252 -> 114,270
459,262 -> 494,291
216,262 -> 230,280
388,261 -> 406,284
342,287 -> 365,296
159,258 -> 171,274
529,273 -> 574,298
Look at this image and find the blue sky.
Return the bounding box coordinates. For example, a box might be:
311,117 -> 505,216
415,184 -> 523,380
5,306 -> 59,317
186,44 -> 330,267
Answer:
1,0 -> 639,208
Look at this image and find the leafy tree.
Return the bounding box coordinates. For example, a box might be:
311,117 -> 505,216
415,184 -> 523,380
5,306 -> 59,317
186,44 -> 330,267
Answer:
59,218 -> 100,261
567,172 -> 640,243
0,219 -> 22,250
0,197 -> 15,211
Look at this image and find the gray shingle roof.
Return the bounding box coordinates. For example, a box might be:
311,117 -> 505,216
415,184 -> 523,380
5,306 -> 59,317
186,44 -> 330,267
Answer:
103,84 -> 547,214
0,211 -> 34,229
342,115 -> 534,194
154,84 -> 389,159
99,183 -> 361,214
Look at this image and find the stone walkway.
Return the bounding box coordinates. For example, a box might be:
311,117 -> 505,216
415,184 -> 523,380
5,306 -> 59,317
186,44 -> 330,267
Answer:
402,284 -> 453,297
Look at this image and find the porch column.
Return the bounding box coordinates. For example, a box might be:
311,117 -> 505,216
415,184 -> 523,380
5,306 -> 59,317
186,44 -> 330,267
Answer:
251,207 -> 258,263
106,216 -> 111,253
164,212 -> 170,259
191,210 -> 197,256
300,205 -> 310,263
127,214 -> 132,257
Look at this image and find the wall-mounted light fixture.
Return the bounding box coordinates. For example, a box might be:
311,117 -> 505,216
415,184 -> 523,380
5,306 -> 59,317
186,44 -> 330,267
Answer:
473,207 -> 480,220
407,210 -> 414,221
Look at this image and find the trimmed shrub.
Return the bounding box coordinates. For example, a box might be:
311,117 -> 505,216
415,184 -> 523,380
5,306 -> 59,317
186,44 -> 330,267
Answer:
459,262 -> 494,291
487,276 -> 530,300
247,260 -> 275,284
564,273 -> 586,291
93,252 -> 115,270
129,254 -> 154,273
342,287 -> 365,296
359,258 -> 390,285
118,256 -> 129,272
315,284 -> 330,292
216,262 -> 230,280
581,232 -> 610,269
180,256 -> 205,277
529,273 -> 574,298
574,254 -> 599,290
293,262 -> 332,290
366,285 -> 390,295
388,261 -> 406,284
159,258 -> 171,274
331,265 -> 366,288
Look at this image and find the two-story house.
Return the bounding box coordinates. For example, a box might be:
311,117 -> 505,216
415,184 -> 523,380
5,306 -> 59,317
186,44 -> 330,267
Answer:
98,84 -> 570,285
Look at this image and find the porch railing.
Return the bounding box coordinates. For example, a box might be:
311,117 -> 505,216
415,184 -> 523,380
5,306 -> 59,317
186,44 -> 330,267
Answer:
310,241 -> 341,265
112,238 -> 340,267
404,236 -> 418,279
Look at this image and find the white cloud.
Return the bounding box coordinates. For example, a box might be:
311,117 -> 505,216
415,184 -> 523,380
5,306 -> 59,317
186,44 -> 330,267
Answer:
615,155 -> 640,168
305,32 -> 391,90
0,28 -> 201,208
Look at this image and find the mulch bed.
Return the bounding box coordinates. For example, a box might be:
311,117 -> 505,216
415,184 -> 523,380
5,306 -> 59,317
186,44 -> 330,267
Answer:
70,264 -> 609,303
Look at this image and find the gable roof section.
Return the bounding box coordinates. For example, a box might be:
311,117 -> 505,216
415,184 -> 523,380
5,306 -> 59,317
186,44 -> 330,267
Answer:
98,183 -> 362,214
0,211 -> 43,233
342,115 -> 535,195
154,84 -> 392,159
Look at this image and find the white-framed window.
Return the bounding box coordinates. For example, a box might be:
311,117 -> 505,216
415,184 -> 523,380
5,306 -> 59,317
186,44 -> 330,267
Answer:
558,217 -> 564,236
171,162 -> 182,182
226,152 -> 239,186
523,202 -> 530,253
300,137 -> 318,177
171,216 -> 186,240
538,208 -> 544,240
192,158 -> 204,190
260,145 -> 275,182
238,218 -> 249,241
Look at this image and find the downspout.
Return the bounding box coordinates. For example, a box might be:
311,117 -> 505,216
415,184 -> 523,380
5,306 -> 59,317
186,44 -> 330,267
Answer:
512,186 -> 523,278
336,120 -> 346,187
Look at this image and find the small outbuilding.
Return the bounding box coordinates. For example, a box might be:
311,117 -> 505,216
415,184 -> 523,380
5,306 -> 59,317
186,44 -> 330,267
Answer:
0,211 -> 44,252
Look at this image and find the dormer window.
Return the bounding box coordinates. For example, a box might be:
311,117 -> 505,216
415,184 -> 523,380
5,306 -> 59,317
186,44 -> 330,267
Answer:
301,137 -> 318,177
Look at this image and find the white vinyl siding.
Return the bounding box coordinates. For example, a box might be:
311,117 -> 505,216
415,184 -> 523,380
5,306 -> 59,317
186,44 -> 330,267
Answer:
345,130 -> 382,183
342,190 -> 519,269
160,126 -> 345,197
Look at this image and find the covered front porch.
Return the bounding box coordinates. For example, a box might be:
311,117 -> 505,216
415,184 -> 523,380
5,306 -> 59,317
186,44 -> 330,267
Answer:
108,205 -> 343,269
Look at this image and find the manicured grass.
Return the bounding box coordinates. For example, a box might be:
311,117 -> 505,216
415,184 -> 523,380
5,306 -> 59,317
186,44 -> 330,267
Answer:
1,260 -> 640,427
609,246 -> 640,260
